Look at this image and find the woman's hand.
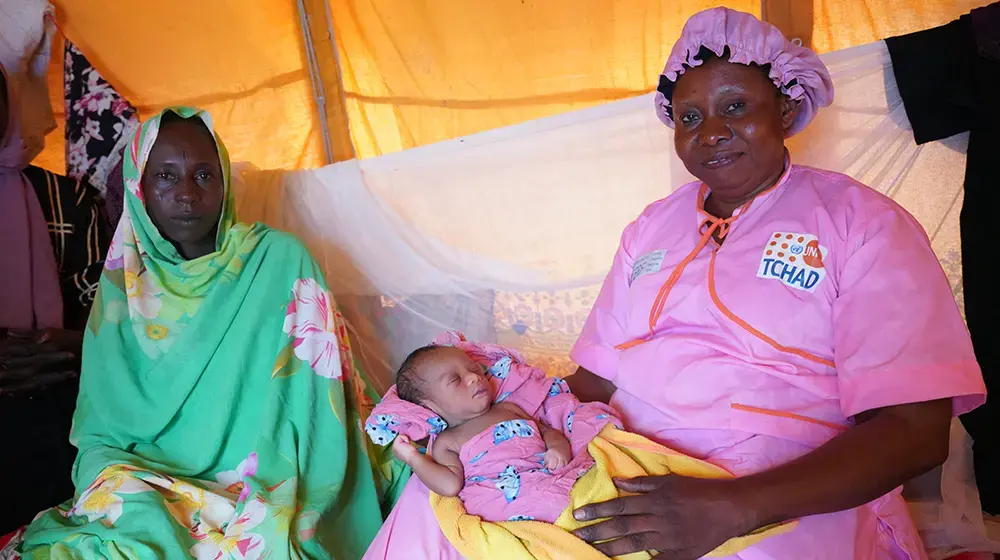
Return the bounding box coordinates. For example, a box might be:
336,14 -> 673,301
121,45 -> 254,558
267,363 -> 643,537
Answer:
565,366 -> 616,404
0,329 -> 83,395
572,475 -> 754,559
572,400 -> 953,559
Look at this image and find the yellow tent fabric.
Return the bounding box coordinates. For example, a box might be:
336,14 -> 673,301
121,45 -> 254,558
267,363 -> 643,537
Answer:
811,0 -> 991,52
34,0 -> 991,173
332,0 -> 755,158
36,0 -> 327,172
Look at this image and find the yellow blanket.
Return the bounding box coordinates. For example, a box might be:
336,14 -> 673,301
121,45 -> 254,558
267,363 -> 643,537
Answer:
430,425 -> 797,560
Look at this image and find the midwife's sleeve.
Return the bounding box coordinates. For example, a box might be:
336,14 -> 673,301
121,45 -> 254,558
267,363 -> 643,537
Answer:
832,202 -> 985,418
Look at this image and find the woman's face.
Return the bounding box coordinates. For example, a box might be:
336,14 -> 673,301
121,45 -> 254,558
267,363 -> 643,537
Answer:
671,56 -> 798,202
141,118 -> 224,259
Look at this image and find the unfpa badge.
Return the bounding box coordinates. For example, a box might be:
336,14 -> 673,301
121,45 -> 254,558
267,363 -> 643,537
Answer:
757,232 -> 828,293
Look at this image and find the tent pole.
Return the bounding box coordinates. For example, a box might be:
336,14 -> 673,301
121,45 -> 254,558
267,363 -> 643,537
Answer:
321,0 -> 353,154
295,0 -> 335,165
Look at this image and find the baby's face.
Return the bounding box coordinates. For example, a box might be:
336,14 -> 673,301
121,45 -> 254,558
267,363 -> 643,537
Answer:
419,347 -> 492,424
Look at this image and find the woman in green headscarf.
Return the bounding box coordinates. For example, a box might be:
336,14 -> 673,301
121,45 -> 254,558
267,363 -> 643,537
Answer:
18,108 -> 408,559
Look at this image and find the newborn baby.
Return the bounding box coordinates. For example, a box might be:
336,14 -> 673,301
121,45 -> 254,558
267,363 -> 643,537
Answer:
385,344 -> 616,523
366,332 -> 798,557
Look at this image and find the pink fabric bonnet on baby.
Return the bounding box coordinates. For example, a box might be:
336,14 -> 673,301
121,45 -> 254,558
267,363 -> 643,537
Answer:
655,7 -> 834,137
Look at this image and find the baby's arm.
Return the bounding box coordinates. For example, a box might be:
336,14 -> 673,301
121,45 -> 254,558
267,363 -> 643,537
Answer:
540,424 -> 572,470
392,435 -> 465,497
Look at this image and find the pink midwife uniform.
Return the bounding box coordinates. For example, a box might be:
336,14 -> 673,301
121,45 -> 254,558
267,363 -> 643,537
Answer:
570,159 -> 987,559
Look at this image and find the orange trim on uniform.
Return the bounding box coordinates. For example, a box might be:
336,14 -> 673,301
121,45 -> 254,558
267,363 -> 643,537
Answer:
615,337 -> 648,351
614,156 -> 795,352
730,403 -> 847,432
613,217 -> 723,351
647,215 -> 729,331
708,250 -> 835,368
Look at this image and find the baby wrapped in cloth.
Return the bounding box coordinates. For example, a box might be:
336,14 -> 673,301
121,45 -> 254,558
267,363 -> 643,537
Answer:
365,332 -> 795,559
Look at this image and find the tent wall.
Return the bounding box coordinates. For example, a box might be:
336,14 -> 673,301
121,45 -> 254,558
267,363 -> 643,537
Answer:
331,0 -> 755,157
811,0 -> 991,52
35,0 -> 327,172
35,0 -> 991,173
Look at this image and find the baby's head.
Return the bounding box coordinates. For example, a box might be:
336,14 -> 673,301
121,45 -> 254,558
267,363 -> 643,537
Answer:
396,345 -> 492,425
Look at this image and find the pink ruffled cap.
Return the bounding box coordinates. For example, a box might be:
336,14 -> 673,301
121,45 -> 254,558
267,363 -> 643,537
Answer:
655,7 -> 834,137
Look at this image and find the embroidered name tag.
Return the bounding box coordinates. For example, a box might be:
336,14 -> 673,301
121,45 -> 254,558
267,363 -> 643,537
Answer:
630,249 -> 666,285
757,233 -> 828,293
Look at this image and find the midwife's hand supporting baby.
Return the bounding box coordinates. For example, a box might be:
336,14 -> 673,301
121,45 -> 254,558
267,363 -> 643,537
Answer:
572,475 -> 750,560
573,400 -> 954,559
541,425 -> 572,470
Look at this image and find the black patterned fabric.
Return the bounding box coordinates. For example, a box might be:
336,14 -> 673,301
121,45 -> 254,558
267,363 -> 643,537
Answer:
21,165 -> 110,331
63,41 -> 138,229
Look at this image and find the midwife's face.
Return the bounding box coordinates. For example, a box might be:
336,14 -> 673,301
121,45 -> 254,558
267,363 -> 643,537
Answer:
671,56 -> 798,200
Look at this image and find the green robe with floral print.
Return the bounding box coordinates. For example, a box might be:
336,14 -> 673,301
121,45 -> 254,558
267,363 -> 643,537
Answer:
20,107 -> 407,560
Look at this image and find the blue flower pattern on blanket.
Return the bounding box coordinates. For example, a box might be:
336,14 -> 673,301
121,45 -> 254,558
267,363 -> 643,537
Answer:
365,414 -> 399,445
508,515 -> 534,521
427,416 -> 448,434
496,465 -> 521,502
548,378 -> 569,396
493,420 -> 534,445
494,391 -> 512,403
488,356 -> 512,379
566,410 -> 575,433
